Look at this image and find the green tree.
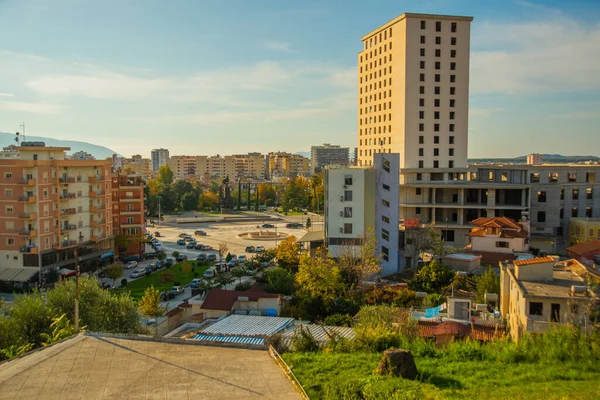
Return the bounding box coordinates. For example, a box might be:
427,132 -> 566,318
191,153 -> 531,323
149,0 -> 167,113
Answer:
172,250 -> 180,258
198,192 -> 219,210
181,192 -> 197,211
276,236 -> 301,268
138,285 -> 166,320
231,266 -> 248,285
338,228 -> 381,288
156,165 -> 174,188
106,263 -> 124,286
157,252 -> 166,261
409,260 -> 454,294
296,247 -> 343,303
258,183 -> 277,206
172,180 -> 195,209
215,272 -> 235,289
8,291 -> 52,347
208,180 -> 220,195
264,268 -> 295,295
218,242 -> 228,264
40,314 -> 77,347
45,268 -> 60,285
475,267 -> 500,304
281,176 -> 310,212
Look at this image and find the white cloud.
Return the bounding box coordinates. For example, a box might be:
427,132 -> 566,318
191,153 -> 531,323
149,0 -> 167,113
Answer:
469,108 -> 504,117
0,100 -> 62,114
264,41 -> 293,53
0,92 -> 14,97
471,16 -> 600,95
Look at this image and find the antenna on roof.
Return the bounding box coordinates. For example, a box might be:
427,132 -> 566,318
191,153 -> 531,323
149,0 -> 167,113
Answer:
20,122 -> 26,142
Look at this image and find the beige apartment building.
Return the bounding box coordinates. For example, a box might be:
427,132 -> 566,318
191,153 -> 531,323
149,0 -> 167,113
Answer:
0,143 -> 114,285
167,153 -> 267,182
122,154 -> 151,180
268,152 -> 310,179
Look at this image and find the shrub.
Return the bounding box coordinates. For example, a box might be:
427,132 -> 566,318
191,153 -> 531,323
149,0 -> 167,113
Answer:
121,278 -> 127,287
235,282 -> 252,291
292,325 -> 319,352
324,313 -> 354,327
324,373 -> 364,400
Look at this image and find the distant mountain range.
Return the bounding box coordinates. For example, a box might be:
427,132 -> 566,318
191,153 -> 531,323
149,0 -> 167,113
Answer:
0,132 -> 121,159
295,152 -> 311,159
468,154 -> 600,164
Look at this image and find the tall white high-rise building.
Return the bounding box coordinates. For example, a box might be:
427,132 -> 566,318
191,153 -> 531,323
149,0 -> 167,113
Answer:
151,148 -> 169,172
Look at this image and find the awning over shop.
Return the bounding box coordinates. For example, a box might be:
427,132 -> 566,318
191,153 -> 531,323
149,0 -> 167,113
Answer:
0,267 -> 39,282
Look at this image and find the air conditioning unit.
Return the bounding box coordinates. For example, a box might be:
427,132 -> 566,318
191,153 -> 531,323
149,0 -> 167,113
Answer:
343,185 -> 348,189
340,211 -> 344,217
339,227 -> 344,233
340,196 -> 344,202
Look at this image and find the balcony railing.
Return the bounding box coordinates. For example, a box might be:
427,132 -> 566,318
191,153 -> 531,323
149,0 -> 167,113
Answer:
90,234 -> 106,242
88,175 -> 105,183
54,240 -> 78,249
61,224 -> 78,231
18,195 -> 35,202
20,246 -> 38,254
121,195 -> 141,201
59,177 -> 77,183
60,193 -> 77,200
61,208 -> 77,216
17,213 -> 37,219
90,220 -> 106,227
17,178 -> 36,185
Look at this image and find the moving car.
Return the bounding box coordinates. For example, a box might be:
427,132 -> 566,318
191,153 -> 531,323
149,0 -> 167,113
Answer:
177,239 -> 186,245
130,269 -> 145,278
255,246 -> 265,253
176,254 -> 188,262
206,254 -> 217,262
261,223 -> 275,228
245,246 -> 255,253
165,258 -> 174,267
194,230 -> 207,236
160,291 -> 175,301
196,253 -> 207,261
171,286 -> 185,295
286,222 -> 303,229
124,261 -> 138,269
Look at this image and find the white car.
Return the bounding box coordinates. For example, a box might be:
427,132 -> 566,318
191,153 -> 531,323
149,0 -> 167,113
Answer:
124,261 -> 138,269
130,269 -> 145,278
255,246 -> 265,253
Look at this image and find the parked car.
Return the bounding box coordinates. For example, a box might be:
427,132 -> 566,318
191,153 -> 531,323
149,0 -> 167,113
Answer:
237,255 -> 247,263
227,260 -> 237,269
154,231 -> 161,237
165,258 -> 174,267
186,242 -> 197,249
150,263 -> 159,272
101,282 -> 112,290
124,261 -> 138,269
177,239 -> 186,245
160,291 -> 175,301
196,253 -> 207,261
286,222 -> 303,229
178,233 -> 188,238
203,268 -> 217,279
245,246 -> 255,253
194,243 -> 204,250
261,223 -> 275,228
130,269 -> 144,278
206,254 -> 217,262
194,230 -> 207,236
201,245 -> 212,251
171,286 -> 185,295
191,278 -> 203,288
246,269 -> 255,276
184,236 -> 193,242
156,260 -> 166,269
176,254 -> 188,262
154,244 -> 162,251
255,246 -> 265,253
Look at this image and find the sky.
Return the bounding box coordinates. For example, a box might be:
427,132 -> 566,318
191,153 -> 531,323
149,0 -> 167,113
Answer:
0,0 -> 599,158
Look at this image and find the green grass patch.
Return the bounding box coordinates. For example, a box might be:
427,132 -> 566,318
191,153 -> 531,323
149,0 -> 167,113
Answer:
282,351 -> 600,400
115,261 -> 209,300
277,211 -> 305,216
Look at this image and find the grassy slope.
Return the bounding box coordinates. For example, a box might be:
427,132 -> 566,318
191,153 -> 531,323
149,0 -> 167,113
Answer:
116,261 -> 209,299
282,352 -> 600,400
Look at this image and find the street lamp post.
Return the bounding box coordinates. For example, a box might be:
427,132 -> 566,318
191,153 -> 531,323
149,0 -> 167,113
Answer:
74,246 -> 80,333
157,196 -> 162,227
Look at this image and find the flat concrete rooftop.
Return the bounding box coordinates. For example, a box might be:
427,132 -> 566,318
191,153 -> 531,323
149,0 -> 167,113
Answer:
519,271 -> 586,298
0,335 -> 301,400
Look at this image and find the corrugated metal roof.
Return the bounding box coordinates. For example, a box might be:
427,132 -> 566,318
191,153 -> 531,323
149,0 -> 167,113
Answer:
202,315 -> 294,336
282,324 -> 355,342
192,334 -> 265,346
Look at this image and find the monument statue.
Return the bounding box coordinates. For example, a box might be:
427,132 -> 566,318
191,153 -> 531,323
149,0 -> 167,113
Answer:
219,175 -> 234,213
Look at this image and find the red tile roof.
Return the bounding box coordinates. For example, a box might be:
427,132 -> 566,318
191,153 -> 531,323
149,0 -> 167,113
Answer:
513,256 -> 555,266
566,240 -> 600,257
500,230 -> 528,239
470,217 -> 521,230
200,289 -> 279,311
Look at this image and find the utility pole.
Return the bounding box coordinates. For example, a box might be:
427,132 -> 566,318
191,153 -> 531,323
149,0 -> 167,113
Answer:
74,247 -> 80,333
20,122 -> 26,141
157,196 -> 161,227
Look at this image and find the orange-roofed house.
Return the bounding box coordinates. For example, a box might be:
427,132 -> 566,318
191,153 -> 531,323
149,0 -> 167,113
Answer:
566,240 -> 600,264
467,217 -> 529,254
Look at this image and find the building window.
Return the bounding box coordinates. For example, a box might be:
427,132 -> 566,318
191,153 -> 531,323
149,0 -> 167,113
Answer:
419,136 -> 424,144
419,98 -> 425,107
382,228 -> 390,241
382,199 -> 390,207
449,111 -> 455,120
531,173 -> 540,183
344,175 -> 353,186
4,189 -> 12,197
419,111 -> 425,119
382,158 -> 390,172
560,208 -> 564,219
573,189 -> 579,200
435,21 -> 442,31
434,148 -> 439,156
420,60 -> 425,69
420,86 -> 425,94
586,188 -> 593,199
434,136 -> 439,144
450,99 -> 455,107
434,99 -> 440,107
344,190 -> 353,201
420,48 -> 425,56
419,123 -> 424,131
450,75 -> 456,83
529,302 -> 543,316
450,87 -> 456,95
435,36 -> 441,45
416,188 -> 422,195
572,207 -> 578,217
434,86 -> 440,95
450,62 -> 456,70
435,61 -> 440,70
496,241 -> 509,248
441,230 -> 455,242
382,246 -> 389,261
421,20 -> 426,29
419,148 -> 424,157
586,172 -> 596,183
420,35 -> 425,44
537,211 -> 546,222
568,172 -> 577,182
416,173 -> 422,181
382,215 -> 390,223
344,207 -> 353,218
420,73 -> 425,82
549,172 -> 558,182
433,161 -> 439,168
435,49 -> 441,57
449,148 -> 454,156
382,183 -> 390,191
449,136 -> 455,144
538,191 -> 546,203
5,205 -> 13,213
419,161 -> 424,169
344,223 -> 353,234
434,123 -> 440,131
586,207 -> 592,217
435,74 -> 440,82
451,37 -> 457,45
451,22 -> 457,32
449,161 -> 454,168
415,207 -> 422,214
434,111 -> 440,119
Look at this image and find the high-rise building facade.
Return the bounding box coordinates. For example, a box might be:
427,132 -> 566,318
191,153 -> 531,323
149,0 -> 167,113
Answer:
0,143 -> 114,284
150,148 -> 169,172
311,144 -> 350,173
122,155 -> 151,180
111,174 -> 145,256
268,152 -> 310,179
357,13 -> 472,169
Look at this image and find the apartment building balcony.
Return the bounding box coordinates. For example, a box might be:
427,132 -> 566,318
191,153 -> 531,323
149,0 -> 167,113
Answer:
17,212 -> 37,220
90,219 -> 106,228
120,223 -> 141,228
54,240 -> 78,249
16,178 -> 36,186
89,190 -> 105,198
89,205 -> 106,213
88,175 -> 105,183
119,210 -> 142,216
14,229 -> 37,237
59,192 -> 77,200
59,176 -> 83,184
90,234 -> 106,242
120,195 -> 141,202
58,208 -> 78,217
20,246 -> 38,254
18,195 -> 37,203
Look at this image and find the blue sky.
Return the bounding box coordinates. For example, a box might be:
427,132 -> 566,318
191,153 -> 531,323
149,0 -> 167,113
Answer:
0,0 -> 599,158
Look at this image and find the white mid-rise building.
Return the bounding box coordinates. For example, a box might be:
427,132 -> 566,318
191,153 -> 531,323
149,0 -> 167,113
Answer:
151,148 -> 169,172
